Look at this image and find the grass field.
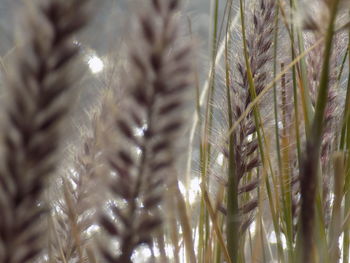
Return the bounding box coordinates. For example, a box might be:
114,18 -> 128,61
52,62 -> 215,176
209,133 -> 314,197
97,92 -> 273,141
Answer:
0,0 -> 349,262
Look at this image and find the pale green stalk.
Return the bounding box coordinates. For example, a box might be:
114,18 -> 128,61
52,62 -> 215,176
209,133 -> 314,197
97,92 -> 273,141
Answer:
198,1 -> 220,261
291,0 -> 314,135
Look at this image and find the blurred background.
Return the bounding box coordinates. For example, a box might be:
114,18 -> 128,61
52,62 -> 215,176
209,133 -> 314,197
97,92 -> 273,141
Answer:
0,0 -> 227,129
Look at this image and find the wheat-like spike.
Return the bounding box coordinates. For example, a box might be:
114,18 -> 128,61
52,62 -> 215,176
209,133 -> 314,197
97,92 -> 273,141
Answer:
98,0 -> 192,262
304,31 -> 345,227
228,0 -> 275,232
50,89 -> 117,263
50,171 -> 94,263
0,0 -> 90,262
306,33 -> 341,164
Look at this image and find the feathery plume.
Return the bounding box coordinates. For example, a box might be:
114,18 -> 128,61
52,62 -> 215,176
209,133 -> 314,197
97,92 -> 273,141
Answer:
97,0 -> 192,262
225,0 -> 275,260
228,0 -> 275,232
0,0 -> 90,262
305,32 -> 345,227
50,88 -> 119,262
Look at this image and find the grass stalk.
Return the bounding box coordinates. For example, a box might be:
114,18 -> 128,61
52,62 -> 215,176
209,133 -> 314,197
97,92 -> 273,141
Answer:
342,28 -> 350,263
297,0 -> 341,262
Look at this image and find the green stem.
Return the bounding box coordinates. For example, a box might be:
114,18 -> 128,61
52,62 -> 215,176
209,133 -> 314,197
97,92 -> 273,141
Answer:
225,1 -> 240,260
297,1 -> 341,262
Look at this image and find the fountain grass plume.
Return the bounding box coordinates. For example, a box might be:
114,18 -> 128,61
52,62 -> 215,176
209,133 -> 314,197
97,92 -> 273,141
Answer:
0,0 -> 91,262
